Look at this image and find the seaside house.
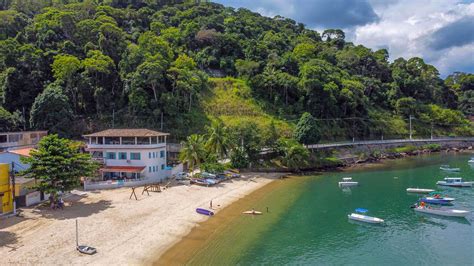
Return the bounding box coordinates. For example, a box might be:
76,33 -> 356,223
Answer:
83,129 -> 171,189
0,131 -> 48,152
0,147 -> 34,172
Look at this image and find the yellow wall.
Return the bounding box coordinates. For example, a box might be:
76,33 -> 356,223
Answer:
0,163 -> 13,213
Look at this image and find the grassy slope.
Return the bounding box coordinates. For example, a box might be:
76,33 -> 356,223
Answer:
201,77 -> 293,136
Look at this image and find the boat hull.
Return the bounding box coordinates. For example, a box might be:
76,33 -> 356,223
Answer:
348,213 -> 384,224
196,208 -> 214,216
406,188 -> 435,194
436,181 -> 473,187
339,182 -> 358,187
421,198 -> 454,205
414,207 -> 469,217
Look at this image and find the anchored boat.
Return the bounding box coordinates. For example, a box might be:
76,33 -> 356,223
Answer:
413,205 -> 470,218
348,208 -> 384,224
436,177 -> 473,187
406,188 -> 435,194
439,165 -> 460,172
420,196 -> 455,205
339,177 -> 358,187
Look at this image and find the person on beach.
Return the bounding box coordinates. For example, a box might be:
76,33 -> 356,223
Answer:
49,194 -> 56,209
210,200 -> 213,209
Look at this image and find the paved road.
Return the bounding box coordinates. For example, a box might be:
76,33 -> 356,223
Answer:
307,137 -> 474,149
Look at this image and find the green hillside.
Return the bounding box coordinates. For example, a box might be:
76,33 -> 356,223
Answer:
0,0 -> 472,141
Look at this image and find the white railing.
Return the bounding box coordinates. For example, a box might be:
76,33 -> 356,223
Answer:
307,137 -> 474,149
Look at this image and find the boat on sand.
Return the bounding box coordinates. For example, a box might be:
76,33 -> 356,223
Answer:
406,188 -> 435,194
196,208 -> 214,216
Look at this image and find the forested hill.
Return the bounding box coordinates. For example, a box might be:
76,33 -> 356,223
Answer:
0,0 -> 473,141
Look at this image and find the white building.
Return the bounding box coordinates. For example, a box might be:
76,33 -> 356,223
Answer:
0,131 -> 47,152
83,129 -> 170,183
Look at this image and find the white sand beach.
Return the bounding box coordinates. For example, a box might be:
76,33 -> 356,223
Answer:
0,173 -> 283,265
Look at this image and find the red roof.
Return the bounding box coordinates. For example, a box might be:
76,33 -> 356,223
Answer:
8,148 -> 35,157
100,166 -> 146,173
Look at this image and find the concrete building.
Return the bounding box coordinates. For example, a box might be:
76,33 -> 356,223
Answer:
0,131 -> 47,152
0,147 -> 34,172
83,129 -> 170,184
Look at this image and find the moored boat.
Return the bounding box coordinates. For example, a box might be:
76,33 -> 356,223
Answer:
439,165 -> 460,172
347,208 -> 384,224
468,157 -> 474,163
436,177 -> 473,187
339,177 -> 358,187
420,196 -> 455,205
413,205 -> 470,218
406,188 -> 435,194
242,210 -> 263,215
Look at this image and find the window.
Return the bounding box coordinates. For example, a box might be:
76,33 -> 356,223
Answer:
106,152 -> 116,159
160,150 -> 165,158
122,137 -> 135,145
105,137 -> 120,144
0,135 -> 7,143
149,152 -> 151,159
130,153 -> 141,160
152,166 -> 156,172
161,164 -> 165,170
119,152 -> 127,160
151,137 -> 158,144
137,137 -> 150,145
149,166 -> 152,173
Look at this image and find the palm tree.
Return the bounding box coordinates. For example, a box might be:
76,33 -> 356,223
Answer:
279,138 -> 309,172
179,134 -> 206,176
205,119 -> 232,159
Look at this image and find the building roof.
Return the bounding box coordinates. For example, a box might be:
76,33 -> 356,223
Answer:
83,129 -> 169,138
100,166 -> 146,173
7,147 -> 35,157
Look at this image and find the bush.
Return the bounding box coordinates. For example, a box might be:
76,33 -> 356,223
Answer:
389,145 -> 417,153
201,162 -> 226,173
421,144 -> 441,151
230,147 -> 249,169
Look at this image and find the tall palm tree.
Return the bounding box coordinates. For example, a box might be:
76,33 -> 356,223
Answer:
179,134 -> 206,176
205,119 -> 232,159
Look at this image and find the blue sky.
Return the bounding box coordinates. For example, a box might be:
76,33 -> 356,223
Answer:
214,0 -> 474,77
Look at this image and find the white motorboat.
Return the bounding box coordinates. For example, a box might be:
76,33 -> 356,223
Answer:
348,213 -> 384,224
406,188 -> 435,194
339,177 -> 358,187
436,177 -> 473,187
468,157 -> 474,163
413,206 -> 470,218
439,165 -> 460,172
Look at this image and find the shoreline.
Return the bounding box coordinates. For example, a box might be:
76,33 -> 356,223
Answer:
0,172 -> 285,265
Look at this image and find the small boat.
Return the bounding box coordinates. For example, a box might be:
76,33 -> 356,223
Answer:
242,210 -> 262,215
468,157 -> 474,163
436,177 -> 473,187
413,205 -> 470,217
406,188 -> 435,194
420,197 -> 455,205
439,165 -> 460,172
196,208 -> 214,216
338,177 -> 358,187
77,245 -> 97,255
347,208 -> 384,224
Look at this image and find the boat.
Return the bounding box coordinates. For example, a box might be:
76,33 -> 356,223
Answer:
242,210 -> 263,215
436,177 -> 473,187
468,157 -> 474,163
77,245 -> 97,255
420,196 -> 455,205
338,177 -> 358,187
439,165 -> 460,172
196,208 -> 214,216
406,188 -> 435,194
413,205 -> 470,218
347,208 -> 384,224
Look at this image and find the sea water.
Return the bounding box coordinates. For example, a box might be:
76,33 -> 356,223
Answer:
166,153 -> 474,265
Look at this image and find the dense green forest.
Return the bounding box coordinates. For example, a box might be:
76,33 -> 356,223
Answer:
0,0 -> 473,142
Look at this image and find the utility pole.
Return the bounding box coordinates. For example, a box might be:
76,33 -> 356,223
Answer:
10,162 -> 16,215
430,123 -> 433,140
409,115 -> 413,140
160,112 -> 164,131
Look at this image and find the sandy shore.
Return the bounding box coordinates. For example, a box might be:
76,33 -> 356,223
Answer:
0,173 -> 284,265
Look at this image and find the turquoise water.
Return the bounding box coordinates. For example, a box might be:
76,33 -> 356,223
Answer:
189,153 -> 474,265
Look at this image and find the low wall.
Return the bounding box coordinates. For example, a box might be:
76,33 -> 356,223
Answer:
84,178 -> 157,191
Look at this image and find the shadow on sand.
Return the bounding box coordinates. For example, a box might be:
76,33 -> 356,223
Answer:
0,231 -> 19,249
34,197 -> 113,220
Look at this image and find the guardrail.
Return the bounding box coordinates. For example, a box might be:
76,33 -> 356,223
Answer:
307,137 -> 474,149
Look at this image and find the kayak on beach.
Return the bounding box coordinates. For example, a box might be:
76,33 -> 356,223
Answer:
242,210 -> 262,215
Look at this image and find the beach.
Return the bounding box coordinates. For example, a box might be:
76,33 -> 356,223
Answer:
0,173 -> 284,265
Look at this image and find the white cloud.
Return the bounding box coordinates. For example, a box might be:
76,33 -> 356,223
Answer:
352,0 -> 474,76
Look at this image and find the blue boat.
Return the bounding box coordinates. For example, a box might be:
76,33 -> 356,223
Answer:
196,208 -> 214,216
420,197 -> 454,205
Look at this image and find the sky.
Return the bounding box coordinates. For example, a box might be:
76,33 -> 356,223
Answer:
214,0 -> 474,77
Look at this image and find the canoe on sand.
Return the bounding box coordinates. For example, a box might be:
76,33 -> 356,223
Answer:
242,210 -> 262,215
